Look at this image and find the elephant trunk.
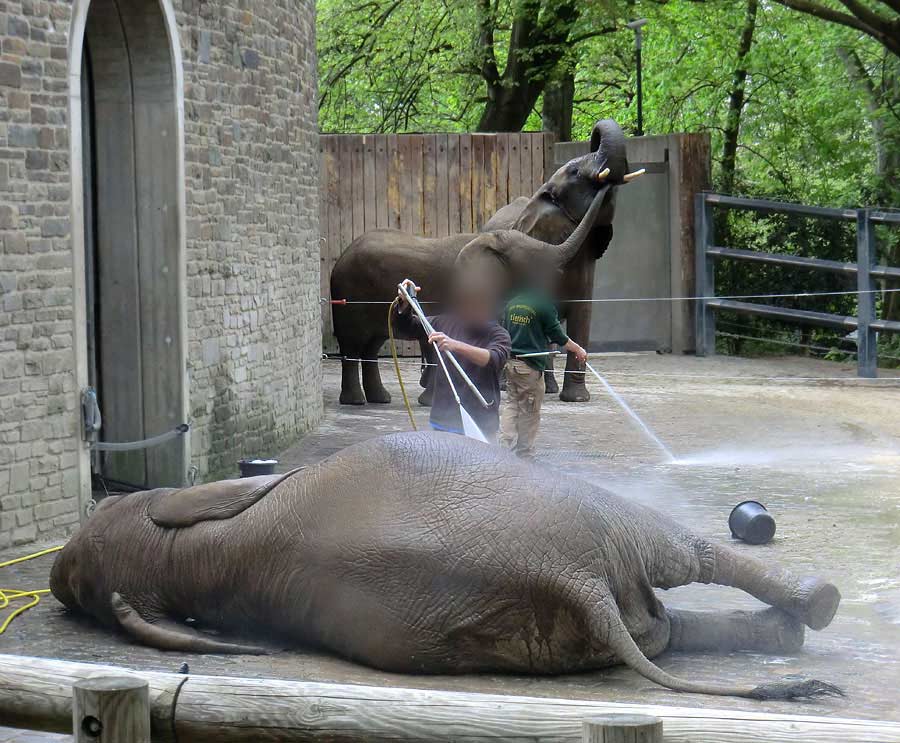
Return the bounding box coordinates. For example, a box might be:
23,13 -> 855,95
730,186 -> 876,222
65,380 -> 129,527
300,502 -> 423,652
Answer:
553,184 -> 612,266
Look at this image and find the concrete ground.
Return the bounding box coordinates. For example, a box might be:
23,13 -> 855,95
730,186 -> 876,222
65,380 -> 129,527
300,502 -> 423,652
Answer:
2,353 -> 899,741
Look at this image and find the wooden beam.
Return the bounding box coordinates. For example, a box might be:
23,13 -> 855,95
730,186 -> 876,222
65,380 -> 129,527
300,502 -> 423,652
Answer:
2,655 -> 898,743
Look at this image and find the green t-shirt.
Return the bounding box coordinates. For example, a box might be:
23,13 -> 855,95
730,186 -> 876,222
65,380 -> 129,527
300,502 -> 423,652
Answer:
502,292 -> 569,371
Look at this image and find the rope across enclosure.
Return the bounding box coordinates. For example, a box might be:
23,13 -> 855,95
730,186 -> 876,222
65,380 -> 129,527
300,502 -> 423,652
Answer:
326,287 -> 900,306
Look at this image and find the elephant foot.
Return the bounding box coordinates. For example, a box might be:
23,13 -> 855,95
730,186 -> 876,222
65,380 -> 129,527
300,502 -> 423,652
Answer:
544,372 -> 559,394
751,608 -> 806,653
418,389 -> 433,407
364,389 -> 392,404
795,578 -> 841,631
340,390 -> 367,405
559,384 -> 590,403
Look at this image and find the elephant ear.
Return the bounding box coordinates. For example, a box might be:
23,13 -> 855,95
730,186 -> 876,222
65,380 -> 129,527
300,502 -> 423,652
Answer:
149,467 -> 304,528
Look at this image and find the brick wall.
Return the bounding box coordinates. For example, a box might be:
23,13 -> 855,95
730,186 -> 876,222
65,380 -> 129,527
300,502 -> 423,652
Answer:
0,0 -> 322,548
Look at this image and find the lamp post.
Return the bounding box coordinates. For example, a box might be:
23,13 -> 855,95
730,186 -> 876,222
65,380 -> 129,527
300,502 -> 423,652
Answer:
626,19 -> 648,137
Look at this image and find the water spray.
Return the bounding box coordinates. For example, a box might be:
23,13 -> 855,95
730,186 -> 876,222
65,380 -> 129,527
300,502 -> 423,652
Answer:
585,361 -> 674,462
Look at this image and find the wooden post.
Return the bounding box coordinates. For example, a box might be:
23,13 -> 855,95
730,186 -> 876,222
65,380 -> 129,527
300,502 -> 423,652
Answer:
583,715 -> 663,743
72,676 -> 150,743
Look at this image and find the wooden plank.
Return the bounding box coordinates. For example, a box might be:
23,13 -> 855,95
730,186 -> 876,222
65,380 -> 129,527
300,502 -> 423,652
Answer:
520,133 -> 533,198
471,135 -> 484,229
508,132 -> 522,200
89,18 -> 146,485
387,134 -> 402,230
482,135 -> 497,225
434,134 -> 449,237
408,135 -> 425,235
350,135 -> 365,239
318,137 -> 331,344
543,132 -> 557,186
530,132 -> 544,193
338,135 -> 354,250
423,135 -> 438,238
398,136 -> 412,233
132,54 -> 183,487
3,655 -> 899,743
496,133 -> 509,209
362,135 -> 377,232
446,134 -> 461,235
458,134 -> 472,232
323,137 -> 342,353
374,135 -> 389,229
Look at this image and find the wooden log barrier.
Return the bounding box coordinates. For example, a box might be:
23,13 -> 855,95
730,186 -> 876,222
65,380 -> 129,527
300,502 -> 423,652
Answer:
72,676 -> 150,743
583,715 -> 663,743
1,654 -> 899,743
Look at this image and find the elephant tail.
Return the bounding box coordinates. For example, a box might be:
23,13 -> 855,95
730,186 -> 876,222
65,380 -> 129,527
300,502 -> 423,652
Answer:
600,602 -> 844,701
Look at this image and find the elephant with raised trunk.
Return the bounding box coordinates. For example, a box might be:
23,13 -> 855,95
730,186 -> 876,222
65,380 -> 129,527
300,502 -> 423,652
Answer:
52,432 -> 842,700
331,119 -> 634,406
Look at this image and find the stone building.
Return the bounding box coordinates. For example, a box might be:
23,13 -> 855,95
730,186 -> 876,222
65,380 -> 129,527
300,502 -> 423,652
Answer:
0,0 -> 322,548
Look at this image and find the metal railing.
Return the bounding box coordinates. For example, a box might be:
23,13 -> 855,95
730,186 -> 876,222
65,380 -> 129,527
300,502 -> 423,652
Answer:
694,193 -> 900,377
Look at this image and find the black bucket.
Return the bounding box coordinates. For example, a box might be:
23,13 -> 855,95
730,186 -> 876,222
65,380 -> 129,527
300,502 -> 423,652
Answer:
729,500 -> 776,545
238,459 -> 278,478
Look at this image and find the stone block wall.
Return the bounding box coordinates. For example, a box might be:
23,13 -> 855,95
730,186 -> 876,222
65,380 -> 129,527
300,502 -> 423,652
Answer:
0,0 -> 322,548
0,0 -> 79,547
177,0 -> 322,478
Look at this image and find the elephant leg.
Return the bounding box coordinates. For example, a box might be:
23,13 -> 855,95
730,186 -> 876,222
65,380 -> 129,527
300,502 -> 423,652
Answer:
111,593 -> 268,654
698,541 -> 840,631
582,587 -> 841,699
543,345 -> 559,393
666,606 -> 805,654
362,337 -> 391,404
338,345 -> 366,406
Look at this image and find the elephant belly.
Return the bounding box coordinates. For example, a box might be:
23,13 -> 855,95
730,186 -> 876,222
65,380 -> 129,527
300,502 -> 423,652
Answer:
301,573 -> 667,675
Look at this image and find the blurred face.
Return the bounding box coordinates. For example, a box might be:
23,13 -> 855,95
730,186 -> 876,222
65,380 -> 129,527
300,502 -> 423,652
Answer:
451,281 -> 498,325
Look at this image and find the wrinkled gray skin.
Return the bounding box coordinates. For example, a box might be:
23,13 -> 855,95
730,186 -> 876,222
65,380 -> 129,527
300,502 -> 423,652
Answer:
51,433 -> 842,700
331,120 -> 627,406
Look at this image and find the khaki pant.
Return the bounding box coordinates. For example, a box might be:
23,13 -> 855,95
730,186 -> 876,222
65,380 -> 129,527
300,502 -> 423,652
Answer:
499,359 -> 544,457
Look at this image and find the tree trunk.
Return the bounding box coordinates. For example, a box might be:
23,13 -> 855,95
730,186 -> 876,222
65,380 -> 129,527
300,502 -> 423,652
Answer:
542,69 -> 575,141
475,0 -> 580,132
720,0 -> 758,195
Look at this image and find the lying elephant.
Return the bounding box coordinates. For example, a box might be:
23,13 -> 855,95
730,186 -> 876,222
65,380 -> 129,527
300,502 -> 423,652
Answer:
331,120 -> 630,406
51,432 -> 842,700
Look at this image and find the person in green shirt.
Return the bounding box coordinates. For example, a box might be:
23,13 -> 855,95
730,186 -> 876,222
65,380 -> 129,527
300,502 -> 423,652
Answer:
500,290 -> 587,457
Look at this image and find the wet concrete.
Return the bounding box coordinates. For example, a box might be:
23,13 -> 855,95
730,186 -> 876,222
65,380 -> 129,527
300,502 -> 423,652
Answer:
2,353 -> 899,729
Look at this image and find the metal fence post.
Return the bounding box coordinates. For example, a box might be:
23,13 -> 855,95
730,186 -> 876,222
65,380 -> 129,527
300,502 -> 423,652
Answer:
856,209 -> 877,377
694,193 -> 715,356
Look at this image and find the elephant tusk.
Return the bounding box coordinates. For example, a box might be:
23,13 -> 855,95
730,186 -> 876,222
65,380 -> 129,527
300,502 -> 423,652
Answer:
596,168 -> 610,181
623,168 -> 646,182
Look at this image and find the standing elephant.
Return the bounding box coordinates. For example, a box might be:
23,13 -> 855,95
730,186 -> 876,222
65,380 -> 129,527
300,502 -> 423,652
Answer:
331,119 -> 630,406
51,432 -> 842,700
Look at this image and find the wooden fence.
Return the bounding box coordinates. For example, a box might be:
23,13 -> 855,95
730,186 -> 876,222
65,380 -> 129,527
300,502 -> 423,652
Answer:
319,132 -> 556,352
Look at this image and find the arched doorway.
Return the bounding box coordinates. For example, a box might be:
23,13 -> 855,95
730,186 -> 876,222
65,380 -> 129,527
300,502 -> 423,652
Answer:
69,0 -> 188,499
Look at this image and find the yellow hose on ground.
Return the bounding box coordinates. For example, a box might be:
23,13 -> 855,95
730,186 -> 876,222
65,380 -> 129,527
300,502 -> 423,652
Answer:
388,298 -> 418,432
0,544 -> 63,634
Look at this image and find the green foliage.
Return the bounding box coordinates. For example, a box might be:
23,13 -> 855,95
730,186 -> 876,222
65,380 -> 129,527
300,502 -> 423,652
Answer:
318,0 -> 900,362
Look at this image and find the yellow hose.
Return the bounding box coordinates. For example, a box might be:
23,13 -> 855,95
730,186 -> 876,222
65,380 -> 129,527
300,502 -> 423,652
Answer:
0,545 -> 63,634
388,298 -> 418,432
